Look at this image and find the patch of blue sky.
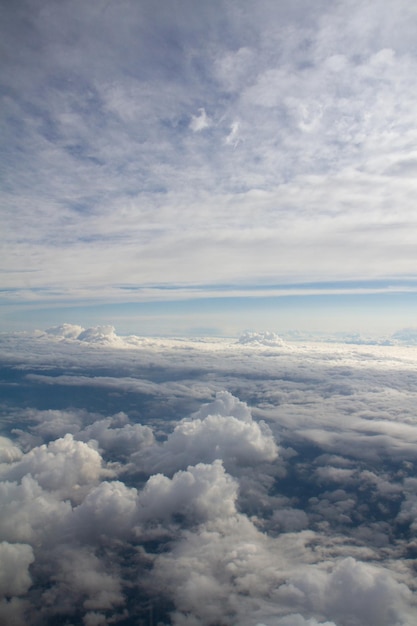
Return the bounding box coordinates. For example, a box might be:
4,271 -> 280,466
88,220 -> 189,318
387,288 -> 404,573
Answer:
4,290 -> 417,338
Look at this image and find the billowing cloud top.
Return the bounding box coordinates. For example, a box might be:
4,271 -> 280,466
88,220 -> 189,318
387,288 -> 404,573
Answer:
140,391 -> 278,474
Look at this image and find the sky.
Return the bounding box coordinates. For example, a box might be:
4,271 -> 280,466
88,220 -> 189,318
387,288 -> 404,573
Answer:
2,0 -> 417,336
2,326 -> 417,625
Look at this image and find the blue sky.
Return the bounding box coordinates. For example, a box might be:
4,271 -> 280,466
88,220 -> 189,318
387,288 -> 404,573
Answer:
2,0 -> 417,336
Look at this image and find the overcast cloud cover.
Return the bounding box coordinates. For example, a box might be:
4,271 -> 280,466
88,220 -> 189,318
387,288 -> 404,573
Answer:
1,326 -> 417,624
2,0 -> 417,334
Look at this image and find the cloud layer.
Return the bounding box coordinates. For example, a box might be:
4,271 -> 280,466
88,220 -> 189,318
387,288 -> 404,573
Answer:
1,327 -> 417,624
2,0 -> 417,326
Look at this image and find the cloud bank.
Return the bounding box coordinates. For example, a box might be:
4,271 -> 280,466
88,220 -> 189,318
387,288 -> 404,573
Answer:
1,328 -> 417,624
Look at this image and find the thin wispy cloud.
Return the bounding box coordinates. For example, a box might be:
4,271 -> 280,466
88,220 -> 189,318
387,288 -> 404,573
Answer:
2,0 -> 417,334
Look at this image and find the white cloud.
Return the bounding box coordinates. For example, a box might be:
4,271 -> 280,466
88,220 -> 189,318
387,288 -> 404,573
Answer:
72,480 -> 138,541
1,434 -> 112,502
213,46 -> 256,93
28,408 -> 87,441
274,557 -> 414,625
45,323 -> 85,339
189,108 -> 212,132
325,557 -> 413,626
137,460 -> 238,525
45,324 -> 126,347
0,437 -> 22,463
225,120 -> 240,147
238,331 -> 286,347
140,391 -> 278,474
150,514 -> 279,626
0,475 -> 72,544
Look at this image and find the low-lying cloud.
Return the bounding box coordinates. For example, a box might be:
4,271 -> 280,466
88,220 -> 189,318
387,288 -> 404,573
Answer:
1,327 -> 417,625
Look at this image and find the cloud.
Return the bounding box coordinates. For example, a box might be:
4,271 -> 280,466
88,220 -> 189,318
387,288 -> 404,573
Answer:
238,331 -> 287,347
396,477 -> 417,532
0,542 -> 34,597
270,508 -> 309,533
276,557 -> 414,626
26,408 -> 88,442
140,391 -> 278,474
0,434 -> 112,502
0,475 -> 72,544
44,324 -> 126,347
1,329 -> 417,623
0,597 -> 29,626
150,513 -> 279,626
213,46 -> 256,93
391,328 -> 417,345
72,480 -> 138,542
45,323 -> 85,339
137,460 -> 238,525
0,437 -> 22,463
225,120 -> 240,147
189,108 -> 212,132
77,413 -> 155,459
76,326 -> 125,346
260,618 -> 336,626
2,0 -> 417,328
41,546 -> 124,613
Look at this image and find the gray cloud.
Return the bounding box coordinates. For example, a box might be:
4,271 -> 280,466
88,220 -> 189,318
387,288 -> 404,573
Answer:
0,542 -> 34,598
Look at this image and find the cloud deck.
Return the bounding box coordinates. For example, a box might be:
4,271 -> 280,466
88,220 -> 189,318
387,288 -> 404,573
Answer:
1,326 -> 417,625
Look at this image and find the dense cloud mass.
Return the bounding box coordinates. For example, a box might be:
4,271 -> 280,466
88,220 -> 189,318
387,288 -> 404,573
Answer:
140,391 -> 278,475
1,326 -> 417,625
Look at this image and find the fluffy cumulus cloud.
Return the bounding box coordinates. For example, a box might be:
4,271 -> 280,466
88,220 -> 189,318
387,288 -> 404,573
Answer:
0,436 -> 23,463
137,460 -> 238,524
238,332 -> 287,347
1,329 -> 417,624
44,324 -> 127,347
78,413 -> 155,459
0,476 -> 72,545
0,434 -> 111,502
140,391 -> 278,475
275,557 -> 413,626
72,480 -> 138,542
